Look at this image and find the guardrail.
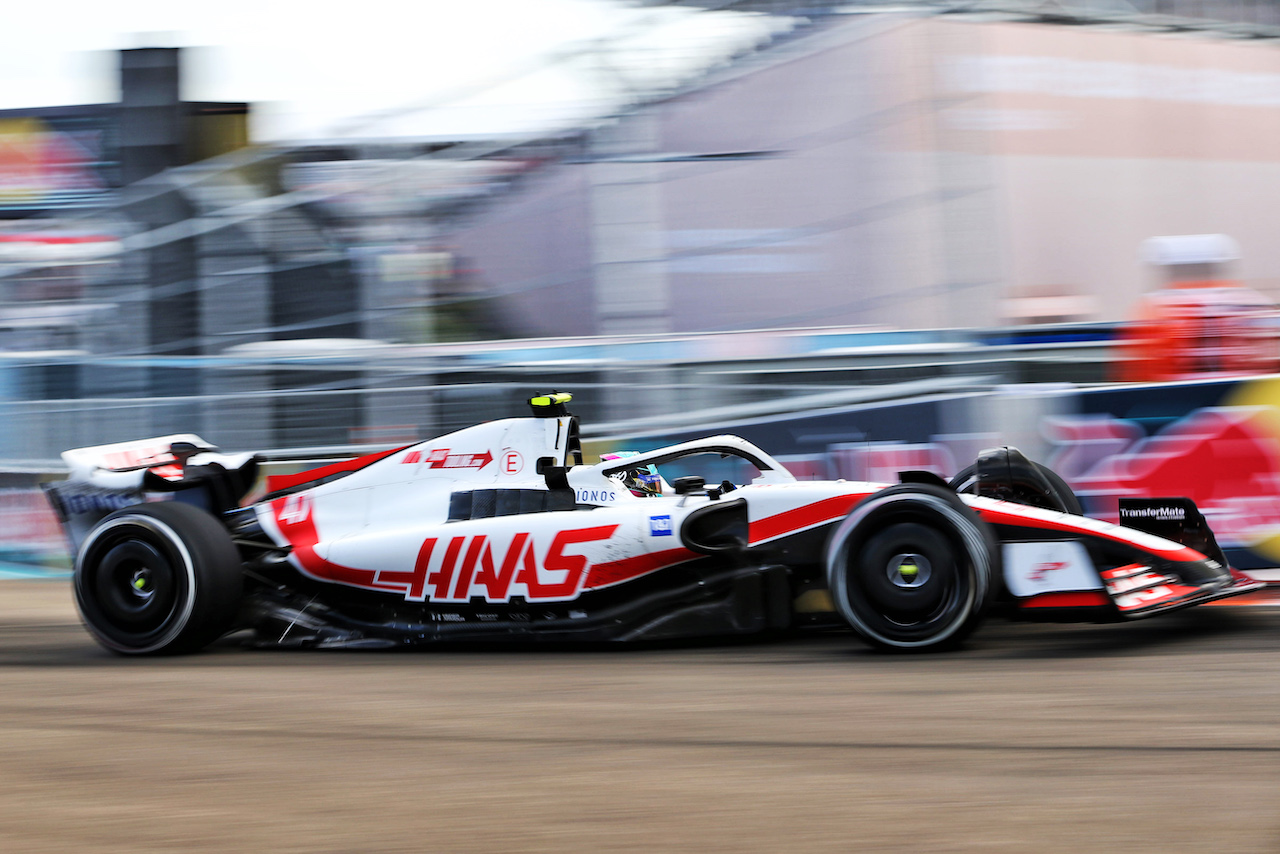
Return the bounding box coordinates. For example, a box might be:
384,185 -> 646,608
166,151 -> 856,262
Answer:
0,322 -> 1119,464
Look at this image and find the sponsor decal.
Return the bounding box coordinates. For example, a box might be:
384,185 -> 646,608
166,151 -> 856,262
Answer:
1003,540 -> 1102,599
52,484 -> 136,517
1027,560 -> 1068,582
650,515 -> 673,537
502,449 -> 524,476
1117,498 -> 1206,555
1121,506 -> 1185,522
575,488 -> 618,504
423,448 -> 494,471
271,493 -> 617,604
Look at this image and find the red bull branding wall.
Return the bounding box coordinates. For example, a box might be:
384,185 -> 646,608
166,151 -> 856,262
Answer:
1061,377 -> 1280,569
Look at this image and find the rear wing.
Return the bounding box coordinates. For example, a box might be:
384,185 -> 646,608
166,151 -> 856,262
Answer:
61,434 -> 212,484
45,435 -> 260,552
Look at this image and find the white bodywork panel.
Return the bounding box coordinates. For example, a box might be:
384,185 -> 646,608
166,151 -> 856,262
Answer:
1002,540 -> 1105,598
251,415 -> 881,605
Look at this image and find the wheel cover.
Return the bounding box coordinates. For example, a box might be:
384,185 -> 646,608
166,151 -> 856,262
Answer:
94,540 -> 177,631
75,515 -> 196,653
886,553 -> 931,589
826,492 -> 991,648
856,526 -> 954,629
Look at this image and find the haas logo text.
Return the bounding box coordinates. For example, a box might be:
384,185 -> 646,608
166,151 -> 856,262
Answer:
271,494 -> 617,603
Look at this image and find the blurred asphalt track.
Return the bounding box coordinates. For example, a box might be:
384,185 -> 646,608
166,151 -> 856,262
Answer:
1,579 -> 1279,853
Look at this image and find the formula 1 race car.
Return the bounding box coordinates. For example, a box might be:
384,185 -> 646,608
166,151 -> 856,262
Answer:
45,393 -> 1262,655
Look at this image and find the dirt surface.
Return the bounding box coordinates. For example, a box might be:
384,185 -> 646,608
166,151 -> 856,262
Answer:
1,580 -> 1279,853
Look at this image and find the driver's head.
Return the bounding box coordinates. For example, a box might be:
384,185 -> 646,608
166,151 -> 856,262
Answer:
621,467 -> 662,497
602,452 -> 662,497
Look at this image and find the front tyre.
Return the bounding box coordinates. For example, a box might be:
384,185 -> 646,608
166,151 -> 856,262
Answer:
825,485 -> 998,651
74,501 -> 242,655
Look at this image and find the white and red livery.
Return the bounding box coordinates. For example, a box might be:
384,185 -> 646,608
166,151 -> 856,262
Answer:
46,393 -> 1262,655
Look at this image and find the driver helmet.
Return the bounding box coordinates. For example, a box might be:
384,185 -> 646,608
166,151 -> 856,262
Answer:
602,451 -> 663,497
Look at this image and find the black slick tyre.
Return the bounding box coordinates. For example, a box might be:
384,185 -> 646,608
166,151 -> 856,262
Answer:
74,501 -> 243,655
825,484 -> 998,651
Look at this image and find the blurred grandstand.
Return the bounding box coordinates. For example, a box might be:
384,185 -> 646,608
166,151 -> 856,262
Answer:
3,0 -> 1280,464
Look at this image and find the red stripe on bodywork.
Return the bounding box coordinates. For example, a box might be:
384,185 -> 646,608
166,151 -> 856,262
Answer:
266,445 -> 410,494
589,494 -> 870,589
1099,563 -> 1149,581
271,496 -> 395,591
1020,591 -> 1112,609
976,507 -> 1205,563
749,494 -> 864,544
586,547 -> 699,589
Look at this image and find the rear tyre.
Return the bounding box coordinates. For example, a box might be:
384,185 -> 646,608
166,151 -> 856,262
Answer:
825,484 -> 998,651
74,501 -> 242,655
949,461 -> 1082,516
